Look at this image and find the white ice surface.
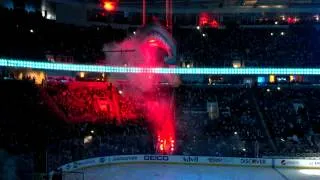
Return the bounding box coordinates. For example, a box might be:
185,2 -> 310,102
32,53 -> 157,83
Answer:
277,168 -> 320,180
64,164 -> 313,180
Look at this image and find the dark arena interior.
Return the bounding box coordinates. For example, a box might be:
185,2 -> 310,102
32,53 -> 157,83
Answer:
3,0 -> 320,180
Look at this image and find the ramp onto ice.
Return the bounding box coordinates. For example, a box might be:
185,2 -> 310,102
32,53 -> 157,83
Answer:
63,164 -> 319,180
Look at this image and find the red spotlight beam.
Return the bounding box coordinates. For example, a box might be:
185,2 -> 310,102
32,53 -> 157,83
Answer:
165,0 -> 173,33
142,0 -> 146,25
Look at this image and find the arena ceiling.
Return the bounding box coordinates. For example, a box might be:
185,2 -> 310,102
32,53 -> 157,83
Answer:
51,0 -> 237,6
49,0 -> 319,8
47,0 -> 320,14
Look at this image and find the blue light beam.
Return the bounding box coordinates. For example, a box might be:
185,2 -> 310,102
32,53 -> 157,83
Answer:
1,58 -> 320,75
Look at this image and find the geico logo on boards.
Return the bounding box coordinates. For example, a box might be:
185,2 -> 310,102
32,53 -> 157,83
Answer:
208,157 -> 223,163
144,155 -> 169,161
240,159 -> 266,165
112,156 -> 138,162
280,160 -> 299,166
183,156 -> 198,163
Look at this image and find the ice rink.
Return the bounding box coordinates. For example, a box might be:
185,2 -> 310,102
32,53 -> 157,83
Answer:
64,164 -> 320,180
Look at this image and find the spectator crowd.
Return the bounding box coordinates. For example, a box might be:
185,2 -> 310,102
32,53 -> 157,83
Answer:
2,78 -> 320,173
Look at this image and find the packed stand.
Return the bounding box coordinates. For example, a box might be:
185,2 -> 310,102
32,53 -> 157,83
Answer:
3,78 -> 320,174
46,81 -> 141,123
0,79 -> 154,173
255,86 -> 320,156
175,27 -> 320,67
175,85 -> 268,157
47,120 -> 153,172
0,79 -> 74,176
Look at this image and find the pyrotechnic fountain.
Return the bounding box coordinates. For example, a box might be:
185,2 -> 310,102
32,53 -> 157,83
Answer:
104,24 -> 177,153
